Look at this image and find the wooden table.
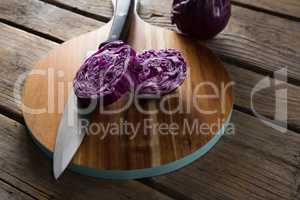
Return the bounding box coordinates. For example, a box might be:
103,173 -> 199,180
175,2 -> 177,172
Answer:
0,0 -> 299,199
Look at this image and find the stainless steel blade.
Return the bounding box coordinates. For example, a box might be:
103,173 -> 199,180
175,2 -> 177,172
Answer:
53,0 -> 133,179
53,89 -> 90,179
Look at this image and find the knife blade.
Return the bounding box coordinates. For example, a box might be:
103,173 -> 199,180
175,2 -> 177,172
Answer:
53,0 -> 134,179
53,89 -> 91,179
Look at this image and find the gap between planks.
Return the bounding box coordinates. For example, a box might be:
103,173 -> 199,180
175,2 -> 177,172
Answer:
39,0 -> 111,22
0,170 -> 50,200
0,180 -> 38,200
220,56 -> 300,88
0,19 -> 63,43
231,1 -> 300,22
233,104 -> 300,134
37,0 -> 300,24
0,177 -> 41,200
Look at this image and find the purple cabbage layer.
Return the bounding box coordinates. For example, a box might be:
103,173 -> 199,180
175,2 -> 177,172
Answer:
130,49 -> 187,96
73,40 -> 136,106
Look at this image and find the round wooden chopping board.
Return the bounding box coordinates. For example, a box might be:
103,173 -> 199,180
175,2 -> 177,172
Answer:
22,13 -> 233,179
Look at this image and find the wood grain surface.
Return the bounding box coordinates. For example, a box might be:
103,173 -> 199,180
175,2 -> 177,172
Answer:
233,0 -> 300,19
0,114 -> 173,200
21,5 -> 233,172
0,0 -> 104,41
0,0 -> 300,199
150,111 -> 300,200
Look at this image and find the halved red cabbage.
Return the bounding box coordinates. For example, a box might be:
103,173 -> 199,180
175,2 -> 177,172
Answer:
73,40 -> 136,105
130,49 -> 187,96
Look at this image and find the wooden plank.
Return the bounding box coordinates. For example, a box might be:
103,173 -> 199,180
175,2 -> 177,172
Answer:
225,63 -> 300,130
0,171 -> 48,200
233,0 -> 300,19
0,0 -> 104,41
43,0 -> 113,20
0,23 -> 57,117
0,181 -> 36,200
208,5 -> 300,81
0,113 -> 173,200
149,110 -> 300,200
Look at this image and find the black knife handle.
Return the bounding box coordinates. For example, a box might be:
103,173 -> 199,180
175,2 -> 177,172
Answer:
106,0 -> 134,43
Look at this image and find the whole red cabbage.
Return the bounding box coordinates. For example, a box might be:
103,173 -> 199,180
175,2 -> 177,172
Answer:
73,41 -> 136,106
171,0 -> 231,39
130,49 -> 187,96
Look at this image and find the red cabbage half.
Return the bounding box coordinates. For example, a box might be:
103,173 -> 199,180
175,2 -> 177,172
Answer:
130,49 -> 187,96
73,40 -> 136,106
171,0 -> 231,39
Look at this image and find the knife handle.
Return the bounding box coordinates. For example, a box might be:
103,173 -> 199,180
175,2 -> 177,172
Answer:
106,0 -> 134,42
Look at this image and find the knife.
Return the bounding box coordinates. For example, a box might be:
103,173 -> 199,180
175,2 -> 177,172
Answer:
53,0 -> 134,179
